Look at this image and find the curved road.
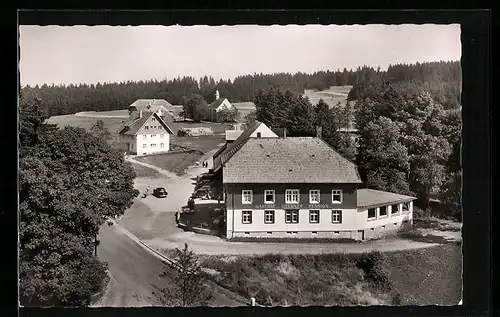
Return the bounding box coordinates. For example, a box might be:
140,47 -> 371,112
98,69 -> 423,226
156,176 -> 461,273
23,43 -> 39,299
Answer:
95,222 -> 248,307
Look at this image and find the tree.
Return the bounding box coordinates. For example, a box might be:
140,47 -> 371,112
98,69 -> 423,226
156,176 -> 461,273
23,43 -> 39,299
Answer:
357,117 -> 411,195
89,120 -> 112,144
215,107 -> 239,123
182,94 -> 210,122
314,99 -> 341,148
243,110 -> 257,129
19,97 -> 138,306
156,243 -> 213,307
439,171 -> 462,221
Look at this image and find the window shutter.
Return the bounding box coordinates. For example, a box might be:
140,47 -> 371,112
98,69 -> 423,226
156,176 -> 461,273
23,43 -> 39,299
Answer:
339,211 -> 343,223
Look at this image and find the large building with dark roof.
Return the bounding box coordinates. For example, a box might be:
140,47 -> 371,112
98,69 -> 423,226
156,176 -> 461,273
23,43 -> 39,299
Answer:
205,122 -> 415,241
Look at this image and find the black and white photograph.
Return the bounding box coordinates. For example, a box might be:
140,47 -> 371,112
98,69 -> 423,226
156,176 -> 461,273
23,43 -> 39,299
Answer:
19,22 -> 463,308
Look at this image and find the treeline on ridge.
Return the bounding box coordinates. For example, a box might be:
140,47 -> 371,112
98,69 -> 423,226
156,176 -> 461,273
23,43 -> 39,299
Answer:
21,61 -> 461,117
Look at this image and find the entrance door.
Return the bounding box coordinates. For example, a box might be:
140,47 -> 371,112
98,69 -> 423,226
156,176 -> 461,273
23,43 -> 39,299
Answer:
357,230 -> 365,241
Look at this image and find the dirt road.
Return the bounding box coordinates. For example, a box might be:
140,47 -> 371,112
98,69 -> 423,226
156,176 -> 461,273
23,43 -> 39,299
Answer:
94,220 -> 247,307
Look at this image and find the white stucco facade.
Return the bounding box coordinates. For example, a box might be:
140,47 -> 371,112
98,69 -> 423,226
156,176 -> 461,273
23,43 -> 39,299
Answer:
120,112 -> 173,156
226,201 -> 413,240
215,99 -> 235,112
134,133 -> 171,156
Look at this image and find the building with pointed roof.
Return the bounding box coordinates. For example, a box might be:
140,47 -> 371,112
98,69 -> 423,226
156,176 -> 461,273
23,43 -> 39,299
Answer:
194,121 -> 416,241
118,110 -> 174,156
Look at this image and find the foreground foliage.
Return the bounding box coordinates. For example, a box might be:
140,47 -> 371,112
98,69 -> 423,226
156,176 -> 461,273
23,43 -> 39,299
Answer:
155,243 -> 213,307
203,252 -> 400,306
202,245 -> 461,306
19,95 -> 138,306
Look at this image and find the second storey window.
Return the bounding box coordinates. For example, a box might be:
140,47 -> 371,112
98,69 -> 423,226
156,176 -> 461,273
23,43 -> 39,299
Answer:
285,210 -> 299,223
143,144 -> 147,148
143,135 -> 147,139
332,190 -> 343,203
242,211 -> 252,224
151,143 -> 156,148
264,210 -> 275,224
152,134 -> 156,137
285,189 -> 299,204
160,134 -> 164,138
160,143 -> 164,148
264,190 -> 275,204
309,190 -> 320,204
242,190 -> 253,204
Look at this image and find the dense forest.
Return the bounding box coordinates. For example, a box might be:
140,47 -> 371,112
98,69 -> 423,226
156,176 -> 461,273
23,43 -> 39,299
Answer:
21,61 -> 461,117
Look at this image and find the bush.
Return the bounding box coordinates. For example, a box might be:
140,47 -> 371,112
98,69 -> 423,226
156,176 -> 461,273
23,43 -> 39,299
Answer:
413,206 -> 432,220
356,252 -> 393,291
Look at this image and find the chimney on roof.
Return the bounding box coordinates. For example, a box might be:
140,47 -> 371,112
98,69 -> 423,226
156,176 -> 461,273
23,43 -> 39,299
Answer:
316,126 -> 322,139
215,90 -> 220,100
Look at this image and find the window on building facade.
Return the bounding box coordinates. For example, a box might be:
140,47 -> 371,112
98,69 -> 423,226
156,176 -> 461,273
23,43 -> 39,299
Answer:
332,190 -> 343,203
152,134 -> 156,137
379,206 -> 388,217
242,211 -> 252,224
391,204 -> 400,215
160,143 -> 164,148
285,210 -> 299,223
332,210 -> 342,223
285,189 -> 299,204
264,190 -> 275,204
264,210 -> 275,224
309,190 -> 320,204
143,144 -> 147,148
309,210 -> 319,223
151,143 -> 156,148
152,117 -> 156,122
402,202 -> 410,212
256,132 -> 262,138
143,135 -> 147,139
160,134 -> 164,138
145,126 -> 149,130
368,208 -> 376,219
242,190 -> 253,204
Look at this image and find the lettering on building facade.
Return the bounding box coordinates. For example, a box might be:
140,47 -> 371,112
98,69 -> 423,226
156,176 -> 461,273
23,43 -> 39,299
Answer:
251,204 -> 334,210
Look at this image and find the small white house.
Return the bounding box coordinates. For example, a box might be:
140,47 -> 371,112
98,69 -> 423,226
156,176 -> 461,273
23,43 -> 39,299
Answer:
209,90 -> 237,121
118,110 -> 174,156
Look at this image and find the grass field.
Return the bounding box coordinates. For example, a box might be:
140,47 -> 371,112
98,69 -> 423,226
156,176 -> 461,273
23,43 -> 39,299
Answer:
304,85 -> 352,108
201,243 -> 461,307
130,162 -> 163,178
135,151 -> 204,176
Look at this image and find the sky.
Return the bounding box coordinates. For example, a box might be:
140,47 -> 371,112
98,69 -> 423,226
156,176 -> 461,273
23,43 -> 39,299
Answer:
19,24 -> 461,87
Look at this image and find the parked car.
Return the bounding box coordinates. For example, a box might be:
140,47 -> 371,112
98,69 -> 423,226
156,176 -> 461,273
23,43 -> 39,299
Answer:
153,187 -> 168,198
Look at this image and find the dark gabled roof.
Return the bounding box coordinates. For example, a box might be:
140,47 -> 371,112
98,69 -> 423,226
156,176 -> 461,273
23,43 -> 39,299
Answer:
210,98 -> 231,110
223,137 -> 363,184
357,188 -> 416,208
119,111 -> 174,136
212,120 -> 264,172
212,143 -> 228,161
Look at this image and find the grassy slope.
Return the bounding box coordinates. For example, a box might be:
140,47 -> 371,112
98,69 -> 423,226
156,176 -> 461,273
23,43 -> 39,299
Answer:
135,152 -> 202,176
130,162 -> 162,178
383,244 -> 462,305
201,244 -> 461,307
304,85 -> 352,108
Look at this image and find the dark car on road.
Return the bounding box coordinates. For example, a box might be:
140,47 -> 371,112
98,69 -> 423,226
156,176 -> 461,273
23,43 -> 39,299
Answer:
153,187 -> 168,198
